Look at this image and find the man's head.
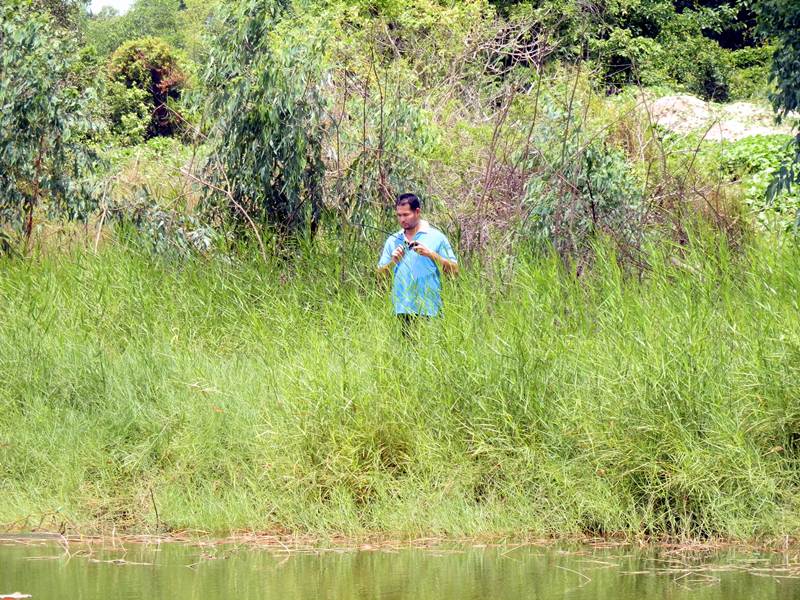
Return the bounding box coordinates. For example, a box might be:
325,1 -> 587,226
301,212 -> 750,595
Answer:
395,193 -> 421,231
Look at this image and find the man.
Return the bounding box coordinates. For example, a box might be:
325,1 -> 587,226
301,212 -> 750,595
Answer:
377,193 -> 458,328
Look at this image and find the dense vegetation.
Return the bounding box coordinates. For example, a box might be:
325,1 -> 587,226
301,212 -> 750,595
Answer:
1,0 -> 800,539
2,239 -> 800,539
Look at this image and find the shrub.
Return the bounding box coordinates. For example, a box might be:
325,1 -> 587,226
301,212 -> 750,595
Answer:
108,37 -> 188,139
523,142 -> 644,260
756,0 -> 800,215
591,28 -> 668,91
104,79 -> 151,145
718,135 -> 800,232
728,45 -> 774,100
658,17 -> 733,101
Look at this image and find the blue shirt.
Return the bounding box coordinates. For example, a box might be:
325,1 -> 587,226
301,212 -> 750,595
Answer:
378,220 -> 457,316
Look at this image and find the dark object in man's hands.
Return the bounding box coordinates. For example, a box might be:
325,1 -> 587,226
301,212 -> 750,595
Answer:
407,240 -> 420,251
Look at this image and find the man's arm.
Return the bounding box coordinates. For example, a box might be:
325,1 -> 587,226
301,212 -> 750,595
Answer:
432,253 -> 459,275
411,242 -> 458,275
377,243 -> 405,276
440,255 -> 459,275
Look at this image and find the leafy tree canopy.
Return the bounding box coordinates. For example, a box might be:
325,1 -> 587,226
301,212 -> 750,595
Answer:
84,0 -> 219,59
756,0 -> 800,205
0,1 -> 100,246
757,0 -> 800,119
109,37 -> 188,137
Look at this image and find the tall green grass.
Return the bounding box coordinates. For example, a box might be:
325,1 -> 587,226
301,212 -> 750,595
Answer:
1,236 -> 799,540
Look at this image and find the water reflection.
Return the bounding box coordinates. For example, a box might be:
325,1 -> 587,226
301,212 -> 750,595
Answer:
0,539 -> 798,600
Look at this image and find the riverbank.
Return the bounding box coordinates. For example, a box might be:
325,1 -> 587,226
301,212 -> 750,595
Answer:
2,237 -> 799,540
1,531 -> 798,554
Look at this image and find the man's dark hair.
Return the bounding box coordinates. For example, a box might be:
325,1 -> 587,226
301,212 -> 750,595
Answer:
396,193 -> 421,211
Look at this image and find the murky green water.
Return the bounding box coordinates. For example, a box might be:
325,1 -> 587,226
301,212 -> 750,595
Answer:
1,539 -> 799,599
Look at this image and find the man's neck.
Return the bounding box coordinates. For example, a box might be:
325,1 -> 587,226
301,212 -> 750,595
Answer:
404,222 -> 420,239
404,219 -> 428,239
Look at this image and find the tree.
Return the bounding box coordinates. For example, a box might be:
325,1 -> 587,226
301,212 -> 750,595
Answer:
0,3 -> 99,249
84,0 -> 184,56
108,37 -> 188,138
29,0 -> 87,28
124,0 -> 181,45
756,0 -> 800,205
757,0 -> 800,119
200,0 -> 326,239
83,7 -> 127,56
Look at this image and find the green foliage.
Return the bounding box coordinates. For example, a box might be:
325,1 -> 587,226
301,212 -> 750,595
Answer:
83,7 -> 128,57
175,0 -> 223,63
503,1 -> 763,101
85,0 -> 182,56
84,0 -> 220,62
122,0 -> 182,45
200,0 -> 326,237
96,137 -> 219,255
728,45 -> 774,100
28,0 -> 86,28
717,135 -> 800,231
718,134 -> 792,176
103,79 -> 151,145
590,29 -> 668,89
591,4 -> 739,100
2,0 -> 798,540
756,0 -> 800,211
0,2 -> 100,244
657,11 -> 734,101
108,37 -> 188,139
757,0 -> 800,118
524,142 -> 644,256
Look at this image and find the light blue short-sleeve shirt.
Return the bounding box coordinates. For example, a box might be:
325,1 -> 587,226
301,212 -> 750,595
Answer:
378,220 -> 457,317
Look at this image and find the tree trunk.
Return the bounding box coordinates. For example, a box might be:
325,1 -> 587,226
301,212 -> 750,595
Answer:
24,135 -> 47,255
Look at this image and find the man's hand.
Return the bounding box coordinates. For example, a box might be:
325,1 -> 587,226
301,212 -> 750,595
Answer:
409,241 -> 435,259
378,245 -> 404,277
410,241 -> 458,275
391,245 -> 405,264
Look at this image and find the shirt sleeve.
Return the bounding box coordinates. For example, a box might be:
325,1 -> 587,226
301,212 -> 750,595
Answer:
378,237 -> 394,268
437,234 -> 457,263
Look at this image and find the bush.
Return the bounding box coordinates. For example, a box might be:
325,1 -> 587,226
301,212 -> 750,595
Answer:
591,28 -> 668,91
108,37 -> 188,139
104,79 -> 151,145
718,135 -> 800,232
84,0 -> 185,57
756,1 -> 800,214
728,45 -> 774,100
658,18 -> 733,101
523,142 -> 644,260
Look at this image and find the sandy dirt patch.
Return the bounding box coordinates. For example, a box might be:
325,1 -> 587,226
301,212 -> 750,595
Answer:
647,94 -> 794,142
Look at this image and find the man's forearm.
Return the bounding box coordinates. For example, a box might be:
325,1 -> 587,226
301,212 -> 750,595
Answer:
433,253 -> 458,275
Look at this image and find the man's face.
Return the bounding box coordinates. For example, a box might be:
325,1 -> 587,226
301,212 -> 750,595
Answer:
395,204 -> 420,231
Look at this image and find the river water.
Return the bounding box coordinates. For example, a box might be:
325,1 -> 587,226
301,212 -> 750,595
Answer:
1,538 -> 798,599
